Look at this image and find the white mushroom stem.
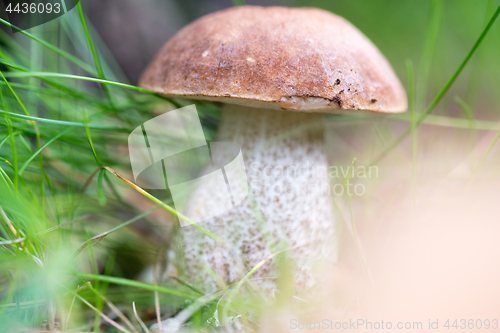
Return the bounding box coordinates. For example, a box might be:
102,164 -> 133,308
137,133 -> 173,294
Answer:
174,104 -> 337,291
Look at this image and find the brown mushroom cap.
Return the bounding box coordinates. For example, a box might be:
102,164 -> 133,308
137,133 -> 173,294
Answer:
140,6 -> 407,113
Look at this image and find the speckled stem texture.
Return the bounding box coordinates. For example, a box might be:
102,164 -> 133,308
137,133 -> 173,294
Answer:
169,105 -> 337,292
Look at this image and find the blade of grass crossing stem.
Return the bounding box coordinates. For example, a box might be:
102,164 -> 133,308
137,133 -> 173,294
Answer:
85,228 -> 100,290
461,131 -> 500,202
76,2 -> 115,109
370,4 -> 500,165
0,18 -> 96,75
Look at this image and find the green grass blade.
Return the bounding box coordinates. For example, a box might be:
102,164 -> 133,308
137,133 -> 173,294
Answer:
18,127 -> 73,175
406,60 -> 417,216
0,18 -> 96,75
0,109 -> 126,131
97,169 -> 106,205
2,71 -> 157,95
461,130 -> 500,201
3,117 -> 18,189
231,0 -> 246,6
76,2 -> 115,108
417,0 -> 443,108
103,167 -> 224,243
74,206 -> 159,256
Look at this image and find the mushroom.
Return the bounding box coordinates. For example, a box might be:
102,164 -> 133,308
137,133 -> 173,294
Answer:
140,6 -> 407,292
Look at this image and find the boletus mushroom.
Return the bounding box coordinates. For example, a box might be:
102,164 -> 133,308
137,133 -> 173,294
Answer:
140,6 -> 407,292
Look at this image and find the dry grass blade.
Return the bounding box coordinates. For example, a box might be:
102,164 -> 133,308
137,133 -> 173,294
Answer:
103,166 -> 224,243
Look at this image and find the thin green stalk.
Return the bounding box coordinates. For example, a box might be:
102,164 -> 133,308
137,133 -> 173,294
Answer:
76,2 -> 115,109
0,18 -> 96,75
0,109 -> 126,131
455,96 -> 477,162
417,0 -> 443,109
221,244 -> 301,322
371,4 -> 500,165
231,0 -> 246,6
344,158 -> 368,282
0,131 -> 19,149
83,111 -> 101,166
77,273 -> 198,300
19,127 -> 73,175
406,60 -> 417,221
461,131 -> 500,201
387,113 -> 500,131
85,229 -> 100,290
92,252 -> 115,332
103,166 -> 224,243
59,282 -> 133,333
0,70 -> 40,134
2,71 -> 158,95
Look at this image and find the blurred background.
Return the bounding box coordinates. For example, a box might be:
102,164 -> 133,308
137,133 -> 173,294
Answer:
1,0 -> 500,331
